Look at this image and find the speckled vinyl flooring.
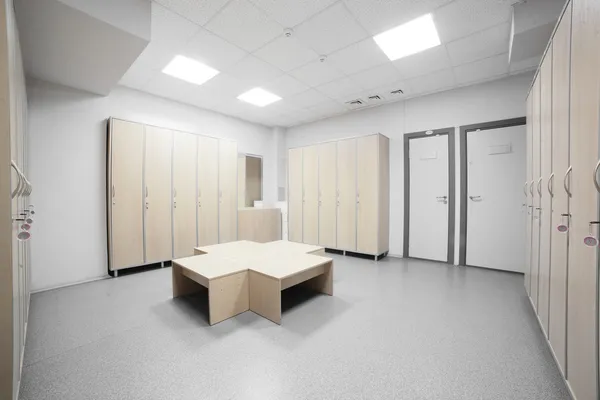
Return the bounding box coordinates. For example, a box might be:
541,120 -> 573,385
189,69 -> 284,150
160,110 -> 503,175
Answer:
20,255 -> 570,400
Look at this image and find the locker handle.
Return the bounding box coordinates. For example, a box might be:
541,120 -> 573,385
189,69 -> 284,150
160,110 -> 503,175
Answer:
523,182 -> 528,196
145,186 -> 148,198
529,181 -> 534,195
536,178 -> 542,197
547,173 -> 554,197
594,160 -> 600,193
563,166 -> 572,197
112,185 -> 115,198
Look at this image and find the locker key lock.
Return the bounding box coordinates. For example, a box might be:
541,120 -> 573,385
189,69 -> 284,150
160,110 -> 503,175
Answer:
584,221 -> 600,247
557,214 -> 570,233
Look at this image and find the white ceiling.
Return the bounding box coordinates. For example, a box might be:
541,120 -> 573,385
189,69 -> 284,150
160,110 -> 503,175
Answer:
119,0 -> 543,127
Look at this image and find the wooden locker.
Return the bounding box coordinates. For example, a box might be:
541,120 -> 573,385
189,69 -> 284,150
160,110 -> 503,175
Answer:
337,139 -> 357,251
525,93 -> 533,296
378,135 -> 390,255
303,145 -> 319,245
357,135 -> 379,255
288,148 -> 303,243
218,139 -> 238,243
109,119 -> 144,270
144,126 -> 173,263
318,142 -> 337,248
198,136 -> 219,246
548,1 -> 571,376
538,51 -> 553,336
567,0 -> 600,398
531,76 -> 542,310
173,131 -> 197,258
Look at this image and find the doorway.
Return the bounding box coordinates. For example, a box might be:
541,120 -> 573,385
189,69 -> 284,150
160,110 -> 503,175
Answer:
403,128 -> 455,263
238,154 -> 263,208
459,118 -> 527,272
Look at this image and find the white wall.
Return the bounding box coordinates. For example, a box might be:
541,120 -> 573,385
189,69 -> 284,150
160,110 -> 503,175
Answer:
285,72 -> 534,259
27,79 -> 278,291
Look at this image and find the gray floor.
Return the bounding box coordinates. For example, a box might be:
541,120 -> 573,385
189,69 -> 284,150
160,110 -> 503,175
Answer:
20,255 -> 569,400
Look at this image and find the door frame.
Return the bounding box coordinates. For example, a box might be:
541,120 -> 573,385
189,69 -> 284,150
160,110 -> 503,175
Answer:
403,127 -> 456,263
458,117 -> 527,266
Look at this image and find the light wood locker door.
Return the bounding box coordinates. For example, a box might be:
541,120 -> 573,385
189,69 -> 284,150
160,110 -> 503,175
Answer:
337,139 -> 357,251
549,2 -> 571,377
318,142 -> 337,248
567,0 -> 600,398
378,135 -> 390,255
144,126 -> 173,263
288,148 -> 303,243
109,119 -> 144,270
357,135 -> 379,255
238,155 -> 246,208
303,145 -> 319,245
198,136 -> 219,246
218,139 -> 238,243
525,93 -> 533,296
530,76 -> 542,310
538,51 -> 553,336
173,132 -> 197,258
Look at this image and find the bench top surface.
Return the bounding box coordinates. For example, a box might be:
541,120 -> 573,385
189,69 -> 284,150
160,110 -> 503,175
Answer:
177,240 -> 331,281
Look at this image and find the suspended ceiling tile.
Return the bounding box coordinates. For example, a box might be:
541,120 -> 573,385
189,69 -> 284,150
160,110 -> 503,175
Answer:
183,28 -> 248,71
343,0 -> 453,35
434,0 -> 512,43
349,63 -> 404,91
446,23 -> 510,66
151,3 -> 200,46
263,74 -> 310,98
294,3 -> 369,55
248,0 -> 338,27
316,77 -> 364,100
153,0 -> 231,26
407,68 -> 455,95
393,45 -> 451,80
289,59 -> 345,87
142,72 -> 196,100
285,88 -> 332,109
306,98 -> 347,116
453,53 -> 509,85
205,0 -> 283,52
254,36 -> 318,72
224,55 -> 284,85
327,39 -> 389,76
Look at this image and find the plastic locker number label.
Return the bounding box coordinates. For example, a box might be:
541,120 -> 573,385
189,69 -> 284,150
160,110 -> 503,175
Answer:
583,236 -> 598,247
556,224 -> 568,233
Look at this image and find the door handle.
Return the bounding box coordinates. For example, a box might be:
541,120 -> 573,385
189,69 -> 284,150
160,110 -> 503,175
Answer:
564,166 -> 572,197
112,185 -> 115,198
548,173 -> 555,197
436,196 -> 448,204
469,195 -> 482,201
530,180 -> 534,195
523,182 -> 528,196
537,177 -> 543,196
145,186 -> 148,198
594,160 -> 600,193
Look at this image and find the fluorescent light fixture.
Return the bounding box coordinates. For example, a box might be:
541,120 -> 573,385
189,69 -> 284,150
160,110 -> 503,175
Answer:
237,88 -> 282,107
373,14 -> 441,61
162,55 -> 219,85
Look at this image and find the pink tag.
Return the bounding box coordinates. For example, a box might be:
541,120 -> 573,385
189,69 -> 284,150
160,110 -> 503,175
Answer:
557,224 -> 568,233
583,236 -> 598,247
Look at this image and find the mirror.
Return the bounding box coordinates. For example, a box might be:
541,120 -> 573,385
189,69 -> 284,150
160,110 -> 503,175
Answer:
238,154 -> 263,208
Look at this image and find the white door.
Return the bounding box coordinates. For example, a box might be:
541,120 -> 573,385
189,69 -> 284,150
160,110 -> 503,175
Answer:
408,135 -> 449,262
465,126 -> 526,272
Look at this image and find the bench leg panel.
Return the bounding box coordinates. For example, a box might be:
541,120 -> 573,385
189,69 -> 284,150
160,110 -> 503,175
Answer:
208,271 -> 249,325
302,261 -> 333,296
173,264 -> 204,298
249,271 -> 282,324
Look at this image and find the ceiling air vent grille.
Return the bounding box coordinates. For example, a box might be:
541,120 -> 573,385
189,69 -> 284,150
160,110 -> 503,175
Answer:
390,89 -> 404,95
368,95 -> 382,100
346,99 -> 364,106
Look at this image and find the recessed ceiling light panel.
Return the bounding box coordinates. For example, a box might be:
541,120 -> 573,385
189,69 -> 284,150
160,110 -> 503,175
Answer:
237,88 -> 282,107
373,14 -> 441,61
162,55 -> 220,85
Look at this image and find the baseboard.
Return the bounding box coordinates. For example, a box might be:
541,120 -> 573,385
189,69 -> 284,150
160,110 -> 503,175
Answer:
526,296 -> 575,400
32,275 -> 110,294
387,253 -> 403,259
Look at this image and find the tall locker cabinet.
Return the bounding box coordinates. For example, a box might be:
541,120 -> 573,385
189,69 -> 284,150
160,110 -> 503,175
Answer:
548,1 -> 571,376
567,0 -> 600,398
337,139 -> 357,251
318,142 -> 337,248
144,126 -> 173,263
531,76 -> 542,311
288,148 -> 303,243
538,52 -> 553,336
218,139 -> 238,243
108,119 -> 144,271
525,93 -> 533,296
173,131 -> 197,258
303,145 -> 319,245
197,136 -> 219,246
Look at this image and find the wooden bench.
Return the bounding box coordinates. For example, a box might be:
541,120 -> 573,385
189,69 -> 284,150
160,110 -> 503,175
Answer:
172,240 -> 333,325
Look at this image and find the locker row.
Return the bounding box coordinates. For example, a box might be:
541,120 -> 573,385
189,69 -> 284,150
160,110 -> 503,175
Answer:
525,1 -> 600,399
107,118 -> 238,273
288,133 -> 389,259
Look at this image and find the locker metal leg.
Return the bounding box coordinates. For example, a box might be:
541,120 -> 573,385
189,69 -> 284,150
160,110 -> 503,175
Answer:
114,270 -> 118,278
